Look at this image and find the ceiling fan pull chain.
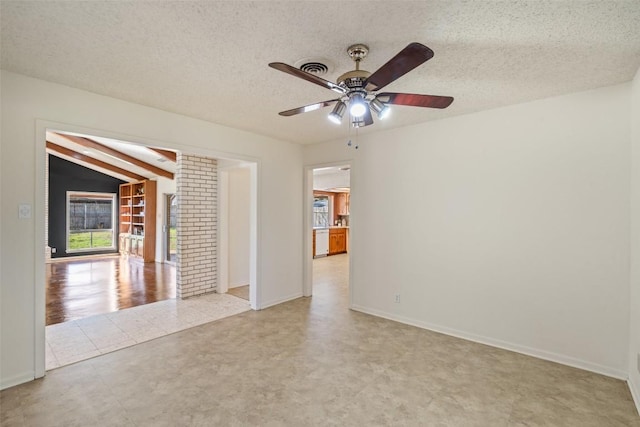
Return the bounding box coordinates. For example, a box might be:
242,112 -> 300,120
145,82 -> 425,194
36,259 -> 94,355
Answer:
349,124 -> 359,150
354,127 -> 359,149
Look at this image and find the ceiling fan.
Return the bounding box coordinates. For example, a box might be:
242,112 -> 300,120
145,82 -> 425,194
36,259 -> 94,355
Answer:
269,42 -> 453,128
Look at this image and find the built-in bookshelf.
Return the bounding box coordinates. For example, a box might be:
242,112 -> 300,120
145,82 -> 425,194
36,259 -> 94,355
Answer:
119,180 -> 156,262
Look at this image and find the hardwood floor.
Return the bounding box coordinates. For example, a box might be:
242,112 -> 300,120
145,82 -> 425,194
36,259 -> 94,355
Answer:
46,256 -> 176,325
227,284 -> 249,301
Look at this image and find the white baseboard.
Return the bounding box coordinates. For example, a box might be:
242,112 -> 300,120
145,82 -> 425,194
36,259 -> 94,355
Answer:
351,304 -> 627,380
260,292 -> 303,310
1,371 -> 34,391
628,378 -> 640,416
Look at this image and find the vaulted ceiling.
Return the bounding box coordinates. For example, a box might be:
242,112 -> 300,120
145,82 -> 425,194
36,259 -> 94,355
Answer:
46,131 -> 176,183
3,1 -> 640,145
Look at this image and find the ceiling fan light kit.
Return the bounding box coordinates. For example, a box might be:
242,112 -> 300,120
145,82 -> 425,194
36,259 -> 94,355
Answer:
348,93 -> 367,118
328,101 -> 346,124
370,97 -> 390,120
269,42 -> 453,129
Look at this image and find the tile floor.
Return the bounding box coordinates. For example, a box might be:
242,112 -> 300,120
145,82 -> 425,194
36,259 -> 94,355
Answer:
3,253 -> 640,426
46,292 -> 250,370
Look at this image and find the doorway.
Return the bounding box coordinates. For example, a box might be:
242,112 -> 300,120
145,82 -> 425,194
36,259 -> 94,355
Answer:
41,127 -> 259,373
45,131 -> 179,322
164,193 -> 177,264
306,164 -> 352,304
217,163 -> 256,306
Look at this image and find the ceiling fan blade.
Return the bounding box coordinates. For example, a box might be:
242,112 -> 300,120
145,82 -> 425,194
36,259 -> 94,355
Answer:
364,43 -> 434,92
278,99 -> 340,117
377,92 -> 454,109
269,62 -> 346,94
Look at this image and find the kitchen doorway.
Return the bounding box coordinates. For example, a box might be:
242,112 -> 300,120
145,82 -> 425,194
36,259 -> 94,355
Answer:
305,163 -> 352,305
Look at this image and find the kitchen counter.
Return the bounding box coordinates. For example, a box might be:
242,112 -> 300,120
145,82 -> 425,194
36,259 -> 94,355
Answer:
313,226 -> 349,230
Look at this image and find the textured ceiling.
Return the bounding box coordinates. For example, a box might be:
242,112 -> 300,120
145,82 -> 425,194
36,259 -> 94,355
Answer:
3,1 -> 640,145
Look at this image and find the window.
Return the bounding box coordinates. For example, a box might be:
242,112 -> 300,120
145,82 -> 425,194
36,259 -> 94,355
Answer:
313,196 -> 330,228
67,192 -> 117,252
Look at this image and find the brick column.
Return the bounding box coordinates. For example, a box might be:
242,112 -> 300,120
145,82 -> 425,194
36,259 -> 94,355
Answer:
176,153 -> 218,298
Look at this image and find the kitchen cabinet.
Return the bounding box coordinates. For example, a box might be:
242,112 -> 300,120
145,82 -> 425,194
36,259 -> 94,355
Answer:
335,192 -> 350,216
329,228 -> 347,255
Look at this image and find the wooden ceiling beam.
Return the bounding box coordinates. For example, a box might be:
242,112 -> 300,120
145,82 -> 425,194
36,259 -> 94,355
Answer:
55,133 -> 174,180
148,147 -> 177,162
46,141 -> 147,182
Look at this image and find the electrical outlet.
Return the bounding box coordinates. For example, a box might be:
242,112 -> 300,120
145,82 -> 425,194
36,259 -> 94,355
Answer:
394,294 -> 401,303
18,203 -> 31,219
51,248 -> 57,254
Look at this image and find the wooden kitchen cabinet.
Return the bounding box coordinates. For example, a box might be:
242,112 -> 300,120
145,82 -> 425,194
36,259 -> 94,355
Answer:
335,192 -> 350,216
329,228 -> 347,255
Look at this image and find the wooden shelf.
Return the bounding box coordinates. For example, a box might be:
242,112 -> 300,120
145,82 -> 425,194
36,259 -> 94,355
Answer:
119,180 -> 156,262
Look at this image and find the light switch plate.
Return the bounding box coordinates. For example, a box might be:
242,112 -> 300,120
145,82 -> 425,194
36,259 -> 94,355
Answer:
18,203 -> 31,219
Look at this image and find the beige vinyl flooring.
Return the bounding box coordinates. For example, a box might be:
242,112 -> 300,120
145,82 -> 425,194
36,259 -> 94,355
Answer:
2,253 -> 640,426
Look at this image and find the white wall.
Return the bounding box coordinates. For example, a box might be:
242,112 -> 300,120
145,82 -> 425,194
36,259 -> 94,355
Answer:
228,167 -> 251,287
313,170 -> 350,190
629,67 -> 640,408
305,83 -> 631,378
0,71 -> 304,389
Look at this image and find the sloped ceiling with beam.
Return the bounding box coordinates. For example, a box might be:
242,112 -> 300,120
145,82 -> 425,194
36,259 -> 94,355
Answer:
46,131 -> 176,182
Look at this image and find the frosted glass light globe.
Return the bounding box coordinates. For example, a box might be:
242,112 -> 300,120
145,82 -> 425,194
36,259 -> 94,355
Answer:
349,94 -> 366,118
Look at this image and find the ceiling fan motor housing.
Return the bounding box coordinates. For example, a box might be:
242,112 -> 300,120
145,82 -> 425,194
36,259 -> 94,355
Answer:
339,44 -> 371,92
337,70 -> 371,91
